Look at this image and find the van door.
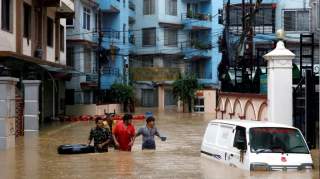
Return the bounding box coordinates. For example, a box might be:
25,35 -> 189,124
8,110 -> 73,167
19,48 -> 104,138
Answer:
229,126 -> 248,169
216,124 -> 236,164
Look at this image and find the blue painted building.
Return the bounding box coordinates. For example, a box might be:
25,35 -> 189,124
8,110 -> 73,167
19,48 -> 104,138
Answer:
98,0 -> 130,89
181,0 -> 223,86
128,0 -> 223,108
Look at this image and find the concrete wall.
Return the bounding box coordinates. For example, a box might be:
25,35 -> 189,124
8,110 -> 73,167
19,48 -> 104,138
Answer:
66,104 -> 121,116
216,92 -> 268,121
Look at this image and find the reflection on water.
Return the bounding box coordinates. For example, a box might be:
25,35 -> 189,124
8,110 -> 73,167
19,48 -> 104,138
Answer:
0,108 -> 319,179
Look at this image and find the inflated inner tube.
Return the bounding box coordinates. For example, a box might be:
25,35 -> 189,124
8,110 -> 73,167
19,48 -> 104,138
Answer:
57,144 -> 95,154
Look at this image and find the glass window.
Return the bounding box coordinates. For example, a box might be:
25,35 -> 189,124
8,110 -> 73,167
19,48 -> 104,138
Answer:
23,3 -> 31,38
249,127 -> 309,154
47,17 -> 54,47
84,48 -> 92,73
66,18 -> 74,26
142,28 -> 156,46
83,7 -> 91,30
283,9 -> 309,32
66,47 -> 74,67
318,3 -> 320,29
1,0 -> 12,32
123,24 -> 126,44
143,0 -> 155,15
164,29 -> 178,46
60,25 -> 64,51
166,0 -> 177,16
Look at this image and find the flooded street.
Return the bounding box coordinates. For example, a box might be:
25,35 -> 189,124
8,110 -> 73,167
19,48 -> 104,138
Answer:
0,108 -> 319,179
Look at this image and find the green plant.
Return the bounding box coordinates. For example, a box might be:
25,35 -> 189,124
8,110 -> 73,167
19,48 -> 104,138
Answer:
173,74 -> 201,112
110,83 -> 134,104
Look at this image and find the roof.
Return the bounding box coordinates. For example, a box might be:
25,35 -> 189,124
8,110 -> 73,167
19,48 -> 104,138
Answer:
210,119 -> 296,129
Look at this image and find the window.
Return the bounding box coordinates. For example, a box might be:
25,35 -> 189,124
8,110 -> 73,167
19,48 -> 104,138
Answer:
249,127 -> 309,154
283,9 -> 310,32
142,28 -> 156,46
66,18 -> 74,27
194,97 -> 204,112
47,17 -> 54,47
123,0 -> 125,8
143,0 -> 155,15
140,55 -> 153,67
123,24 -> 126,44
60,25 -> 64,51
165,0 -> 177,16
83,7 -> 91,30
23,3 -> 31,38
318,3 -> 320,29
233,126 -> 247,150
84,48 -> 92,73
94,13 -> 98,31
66,47 -> 74,67
164,29 -> 177,46
1,0 -> 12,32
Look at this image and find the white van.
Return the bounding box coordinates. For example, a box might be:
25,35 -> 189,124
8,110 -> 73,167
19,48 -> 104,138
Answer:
201,120 -> 313,171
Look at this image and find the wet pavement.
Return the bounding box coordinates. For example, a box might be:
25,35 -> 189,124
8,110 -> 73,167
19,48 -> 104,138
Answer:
0,108 -> 319,179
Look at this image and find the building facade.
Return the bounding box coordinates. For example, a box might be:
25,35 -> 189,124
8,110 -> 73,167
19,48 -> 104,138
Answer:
66,0 -> 99,105
0,0 -> 74,121
98,0 -> 129,89
129,0 -> 223,109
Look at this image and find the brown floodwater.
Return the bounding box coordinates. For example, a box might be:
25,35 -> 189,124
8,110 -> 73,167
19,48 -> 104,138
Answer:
0,108 -> 319,179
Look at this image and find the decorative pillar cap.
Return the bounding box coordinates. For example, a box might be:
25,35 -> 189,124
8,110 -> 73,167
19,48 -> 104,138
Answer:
263,41 -> 295,61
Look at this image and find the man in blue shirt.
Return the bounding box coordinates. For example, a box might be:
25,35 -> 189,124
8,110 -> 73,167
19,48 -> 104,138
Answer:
131,116 -> 166,150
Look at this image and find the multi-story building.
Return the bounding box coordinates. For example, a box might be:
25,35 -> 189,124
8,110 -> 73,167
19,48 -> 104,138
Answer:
66,0 -> 99,105
220,0 -> 319,92
0,0 -> 74,120
98,0 -> 130,89
130,0 -> 223,109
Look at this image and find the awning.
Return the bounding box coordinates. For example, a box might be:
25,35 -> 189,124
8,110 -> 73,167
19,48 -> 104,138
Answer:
0,51 -> 81,78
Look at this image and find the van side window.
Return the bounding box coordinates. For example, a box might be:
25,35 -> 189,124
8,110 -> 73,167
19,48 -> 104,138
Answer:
233,126 -> 247,150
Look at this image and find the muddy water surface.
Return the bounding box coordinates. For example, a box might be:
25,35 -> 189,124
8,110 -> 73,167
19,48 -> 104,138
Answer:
0,108 -> 319,179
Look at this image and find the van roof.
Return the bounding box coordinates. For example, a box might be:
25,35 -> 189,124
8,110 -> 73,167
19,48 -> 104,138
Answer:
210,119 -> 297,129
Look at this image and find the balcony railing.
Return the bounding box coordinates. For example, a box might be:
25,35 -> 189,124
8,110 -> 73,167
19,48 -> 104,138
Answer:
101,67 -> 120,76
105,30 -> 120,39
86,73 -> 98,82
130,67 -> 181,81
182,12 -> 212,21
129,0 -> 135,11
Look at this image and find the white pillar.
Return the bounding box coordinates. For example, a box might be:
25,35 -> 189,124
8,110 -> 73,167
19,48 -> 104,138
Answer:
0,77 -> 19,149
263,41 -> 295,126
23,80 -> 41,132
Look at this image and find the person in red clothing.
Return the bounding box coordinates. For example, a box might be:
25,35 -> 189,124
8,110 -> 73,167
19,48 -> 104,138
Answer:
112,114 -> 135,151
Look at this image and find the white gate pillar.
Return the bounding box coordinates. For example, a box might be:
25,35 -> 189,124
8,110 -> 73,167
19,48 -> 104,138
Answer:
263,30 -> 295,126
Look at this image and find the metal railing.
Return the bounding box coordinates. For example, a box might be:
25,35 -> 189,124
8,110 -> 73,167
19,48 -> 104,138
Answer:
101,67 -> 120,76
181,12 -> 212,21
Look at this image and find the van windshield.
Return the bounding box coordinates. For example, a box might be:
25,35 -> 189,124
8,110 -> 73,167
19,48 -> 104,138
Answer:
249,127 -> 309,154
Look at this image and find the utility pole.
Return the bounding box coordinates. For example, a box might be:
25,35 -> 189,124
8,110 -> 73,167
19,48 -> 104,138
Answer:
97,8 -> 103,103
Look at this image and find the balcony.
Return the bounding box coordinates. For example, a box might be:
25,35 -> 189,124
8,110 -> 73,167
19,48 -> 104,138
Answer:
129,0 -> 135,11
80,73 -> 98,89
86,73 -> 98,82
101,67 -> 120,76
182,40 -> 212,59
181,12 -> 212,30
98,0 -> 120,13
130,67 -> 181,81
101,30 -> 121,49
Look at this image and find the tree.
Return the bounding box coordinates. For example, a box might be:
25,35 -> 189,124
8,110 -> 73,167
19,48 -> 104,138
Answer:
172,74 -> 201,112
110,83 -> 134,112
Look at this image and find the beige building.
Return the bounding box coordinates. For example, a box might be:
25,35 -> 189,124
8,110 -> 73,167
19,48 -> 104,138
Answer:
0,0 -> 74,121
